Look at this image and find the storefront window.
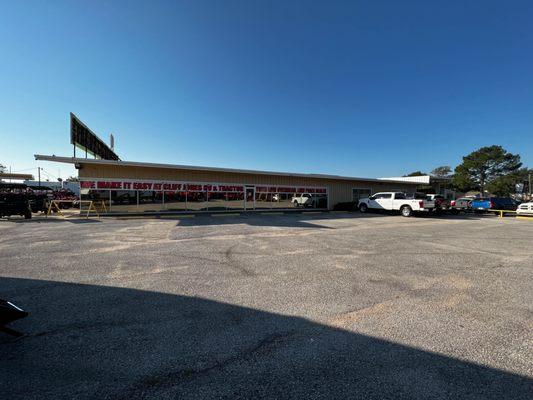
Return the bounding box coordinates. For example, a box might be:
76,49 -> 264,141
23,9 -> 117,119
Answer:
80,189 -> 110,212
138,191 -> 164,212
255,191 -> 272,209
314,193 -> 328,208
272,192 -> 292,208
110,190 -> 138,212
187,190 -> 208,211
165,191 -> 187,211
207,191 -> 227,211
267,188 -> 329,209
227,191 -> 244,210
79,180 -> 328,213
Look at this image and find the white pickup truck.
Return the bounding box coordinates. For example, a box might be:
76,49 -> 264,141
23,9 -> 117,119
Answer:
358,192 -> 433,217
291,193 -> 316,207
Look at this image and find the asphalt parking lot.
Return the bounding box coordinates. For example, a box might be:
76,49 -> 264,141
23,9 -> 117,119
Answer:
1,212 -> 532,399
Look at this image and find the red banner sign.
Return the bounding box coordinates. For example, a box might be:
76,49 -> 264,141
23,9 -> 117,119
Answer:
79,179 -> 326,194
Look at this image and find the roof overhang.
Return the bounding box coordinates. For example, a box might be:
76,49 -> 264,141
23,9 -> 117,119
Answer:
34,154 -> 417,185
378,175 -> 432,184
0,172 -> 35,180
379,175 -> 452,184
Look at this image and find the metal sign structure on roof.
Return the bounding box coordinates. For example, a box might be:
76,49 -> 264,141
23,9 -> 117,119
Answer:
70,113 -> 119,161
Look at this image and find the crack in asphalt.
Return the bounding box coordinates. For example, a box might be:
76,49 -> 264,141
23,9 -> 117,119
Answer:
120,331 -> 296,399
224,244 -> 256,277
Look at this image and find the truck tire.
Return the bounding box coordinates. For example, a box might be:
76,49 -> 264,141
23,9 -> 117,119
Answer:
359,203 -> 368,213
400,205 -> 413,217
293,201 -> 300,208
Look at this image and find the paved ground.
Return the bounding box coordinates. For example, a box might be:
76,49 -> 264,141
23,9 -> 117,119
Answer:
0,212 -> 532,399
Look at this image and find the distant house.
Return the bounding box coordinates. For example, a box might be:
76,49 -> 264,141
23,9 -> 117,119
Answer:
0,172 -> 34,181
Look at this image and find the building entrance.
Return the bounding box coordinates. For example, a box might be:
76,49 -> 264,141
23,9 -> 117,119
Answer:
244,186 -> 255,210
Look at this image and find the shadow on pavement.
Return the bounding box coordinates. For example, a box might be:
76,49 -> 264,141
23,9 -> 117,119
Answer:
2,217 -> 101,224
167,210 -> 493,229
169,212 -> 341,229
1,277 -> 531,400
2,210 -> 495,228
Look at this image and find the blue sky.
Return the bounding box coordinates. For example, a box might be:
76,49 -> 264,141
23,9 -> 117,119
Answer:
1,1 -> 532,180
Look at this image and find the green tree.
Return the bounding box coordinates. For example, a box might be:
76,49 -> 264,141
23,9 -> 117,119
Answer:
404,171 -> 427,177
0,164 -> 6,173
453,146 -> 522,194
430,166 -> 452,178
487,168 -> 532,197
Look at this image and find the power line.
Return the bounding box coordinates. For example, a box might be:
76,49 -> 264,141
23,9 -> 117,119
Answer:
41,168 -> 59,179
12,167 -> 38,173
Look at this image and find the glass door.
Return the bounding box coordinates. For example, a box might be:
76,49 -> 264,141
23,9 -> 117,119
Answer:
245,186 -> 255,211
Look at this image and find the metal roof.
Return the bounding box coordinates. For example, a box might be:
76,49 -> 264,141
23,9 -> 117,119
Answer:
379,175 -> 452,184
0,172 -> 35,180
378,176 -> 432,184
34,154 -> 416,185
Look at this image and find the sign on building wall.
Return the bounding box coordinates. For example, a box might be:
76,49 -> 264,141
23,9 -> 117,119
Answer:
79,179 -> 327,194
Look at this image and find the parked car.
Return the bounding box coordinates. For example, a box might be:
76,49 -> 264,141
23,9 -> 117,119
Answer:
470,197 -> 517,213
449,197 -> 472,213
426,194 -> 450,212
358,192 -> 433,217
292,193 -> 316,208
516,202 -> 533,216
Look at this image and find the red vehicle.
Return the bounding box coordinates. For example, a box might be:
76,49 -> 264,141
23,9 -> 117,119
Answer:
449,197 -> 472,213
426,194 -> 450,213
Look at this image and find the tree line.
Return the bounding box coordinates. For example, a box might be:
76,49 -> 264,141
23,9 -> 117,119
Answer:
405,145 -> 531,197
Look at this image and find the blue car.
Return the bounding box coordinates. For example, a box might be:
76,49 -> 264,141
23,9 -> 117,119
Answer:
470,197 -> 517,212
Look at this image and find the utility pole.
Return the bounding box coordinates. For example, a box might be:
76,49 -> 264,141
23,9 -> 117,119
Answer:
38,167 -> 41,188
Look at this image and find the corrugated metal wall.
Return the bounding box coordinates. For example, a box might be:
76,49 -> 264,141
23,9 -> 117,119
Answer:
79,165 -> 418,208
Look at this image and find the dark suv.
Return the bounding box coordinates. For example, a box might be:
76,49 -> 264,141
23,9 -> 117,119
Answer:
0,183 -> 33,219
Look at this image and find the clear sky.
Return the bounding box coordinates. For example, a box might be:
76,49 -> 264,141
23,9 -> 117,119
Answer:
1,1 -> 532,181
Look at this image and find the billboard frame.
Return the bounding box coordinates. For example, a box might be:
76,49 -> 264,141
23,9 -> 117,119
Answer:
70,113 -> 119,161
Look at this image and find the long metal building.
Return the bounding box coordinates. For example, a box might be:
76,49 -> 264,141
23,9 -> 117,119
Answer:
35,155 -> 417,213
